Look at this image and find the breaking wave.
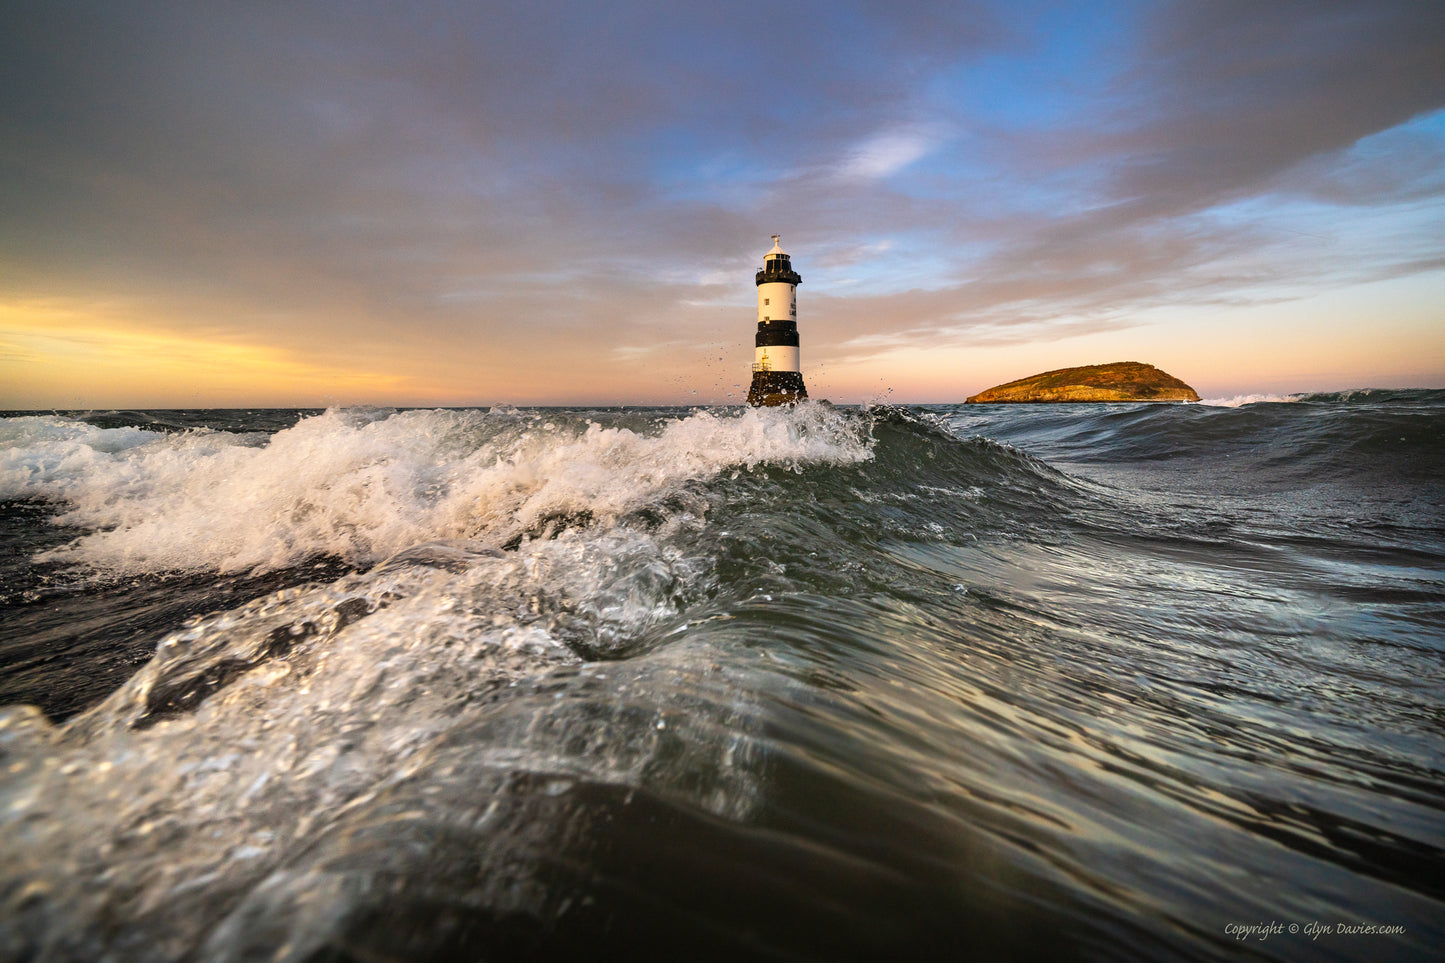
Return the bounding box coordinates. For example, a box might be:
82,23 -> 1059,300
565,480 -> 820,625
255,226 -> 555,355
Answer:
1,405 -> 872,575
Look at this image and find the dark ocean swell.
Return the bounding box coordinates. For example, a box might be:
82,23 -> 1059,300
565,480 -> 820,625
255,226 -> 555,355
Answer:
1,396 -> 1442,961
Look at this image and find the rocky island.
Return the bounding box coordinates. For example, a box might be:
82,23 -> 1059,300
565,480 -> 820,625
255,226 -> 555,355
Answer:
966,361 -> 1199,403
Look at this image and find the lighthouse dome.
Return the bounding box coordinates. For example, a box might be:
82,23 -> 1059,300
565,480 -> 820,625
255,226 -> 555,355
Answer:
756,234 -> 802,286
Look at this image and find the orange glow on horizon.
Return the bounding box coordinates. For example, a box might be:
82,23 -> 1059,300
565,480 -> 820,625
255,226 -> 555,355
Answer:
0,299 -> 414,408
4,268 -> 1442,410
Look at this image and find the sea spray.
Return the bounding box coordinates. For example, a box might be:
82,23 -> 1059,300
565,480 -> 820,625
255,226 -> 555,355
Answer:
5,404 -> 873,576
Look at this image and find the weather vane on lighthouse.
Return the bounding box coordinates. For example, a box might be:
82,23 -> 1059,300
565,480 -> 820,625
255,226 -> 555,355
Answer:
747,235 -> 808,406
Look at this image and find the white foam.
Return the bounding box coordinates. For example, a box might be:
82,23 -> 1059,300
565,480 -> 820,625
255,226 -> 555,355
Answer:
0,416 -> 179,499
6,405 -> 873,575
1198,393 -> 1305,408
0,405 -> 855,954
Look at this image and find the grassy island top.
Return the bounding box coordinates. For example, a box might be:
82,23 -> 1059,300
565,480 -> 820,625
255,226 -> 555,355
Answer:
966,361 -> 1200,403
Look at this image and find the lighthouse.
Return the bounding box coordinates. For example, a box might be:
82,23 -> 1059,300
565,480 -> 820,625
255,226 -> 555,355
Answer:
747,235 -> 808,406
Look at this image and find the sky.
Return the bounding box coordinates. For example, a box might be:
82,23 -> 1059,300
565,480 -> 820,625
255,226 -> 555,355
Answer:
2,0 -> 1444,407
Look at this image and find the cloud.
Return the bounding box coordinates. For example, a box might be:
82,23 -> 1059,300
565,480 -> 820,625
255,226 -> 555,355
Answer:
1274,114 -> 1445,205
1093,0 -> 1445,213
0,0 -> 1442,404
835,126 -> 946,182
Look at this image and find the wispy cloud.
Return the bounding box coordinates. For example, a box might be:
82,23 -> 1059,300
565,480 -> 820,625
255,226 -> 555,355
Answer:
835,126 -> 945,182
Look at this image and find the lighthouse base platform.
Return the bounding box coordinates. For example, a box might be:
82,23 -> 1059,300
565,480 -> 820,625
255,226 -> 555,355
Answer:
747,371 -> 809,407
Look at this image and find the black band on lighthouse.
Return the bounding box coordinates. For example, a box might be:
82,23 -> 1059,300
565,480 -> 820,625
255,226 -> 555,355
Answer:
755,321 -> 799,347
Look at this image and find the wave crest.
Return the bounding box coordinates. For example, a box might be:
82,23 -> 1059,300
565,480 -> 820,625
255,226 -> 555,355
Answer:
5,405 -> 873,575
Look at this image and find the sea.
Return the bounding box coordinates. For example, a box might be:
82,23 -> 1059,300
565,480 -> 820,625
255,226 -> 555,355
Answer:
0,391 -> 1441,962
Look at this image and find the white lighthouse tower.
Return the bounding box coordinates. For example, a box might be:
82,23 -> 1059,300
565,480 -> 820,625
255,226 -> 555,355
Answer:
747,235 -> 808,406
